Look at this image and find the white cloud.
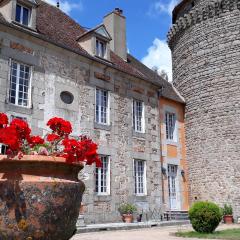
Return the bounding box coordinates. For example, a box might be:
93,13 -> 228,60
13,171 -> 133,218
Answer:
44,0 -> 83,14
142,38 -> 172,81
148,0 -> 179,17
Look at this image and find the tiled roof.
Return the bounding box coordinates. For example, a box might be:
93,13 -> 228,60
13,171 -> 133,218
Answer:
0,0 -> 184,103
127,55 -> 185,103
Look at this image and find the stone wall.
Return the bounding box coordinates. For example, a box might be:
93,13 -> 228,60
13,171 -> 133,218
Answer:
169,0 -> 240,217
0,25 -> 162,223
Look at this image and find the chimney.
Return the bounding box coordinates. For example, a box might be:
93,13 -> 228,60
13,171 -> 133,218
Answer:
104,8 -> 127,61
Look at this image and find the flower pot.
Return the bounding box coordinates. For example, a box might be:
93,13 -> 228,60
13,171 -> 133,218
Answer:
122,214 -> 133,223
224,215 -> 233,224
0,155 -> 85,240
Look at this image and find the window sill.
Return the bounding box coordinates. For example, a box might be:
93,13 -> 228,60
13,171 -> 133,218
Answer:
166,140 -> 178,146
5,102 -> 33,114
94,122 -> 111,131
94,194 -> 112,202
95,55 -> 112,64
132,130 -> 146,139
134,195 -> 148,201
12,21 -> 37,32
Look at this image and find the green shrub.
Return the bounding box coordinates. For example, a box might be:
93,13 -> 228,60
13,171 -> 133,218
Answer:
118,203 -> 137,215
222,204 -> 233,215
189,201 -> 222,233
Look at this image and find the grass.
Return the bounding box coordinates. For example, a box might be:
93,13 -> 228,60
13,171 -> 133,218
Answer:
175,228 -> 240,239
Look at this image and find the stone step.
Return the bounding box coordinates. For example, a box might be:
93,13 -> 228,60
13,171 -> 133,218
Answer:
76,220 -> 190,233
164,211 -> 189,221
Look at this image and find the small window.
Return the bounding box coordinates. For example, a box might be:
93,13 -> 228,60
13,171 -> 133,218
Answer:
9,61 -> 31,107
165,112 -> 176,141
0,144 -> 7,154
134,159 -> 147,195
96,155 -> 110,195
15,4 -> 31,26
133,100 -> 145,133
96,39 -> 106,58
95,88 -> 109,125
10,115 -> 27,122
60,91 -> 74,104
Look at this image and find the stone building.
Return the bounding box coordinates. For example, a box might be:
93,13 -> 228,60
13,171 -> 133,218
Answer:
168,0 -> 240,218
0,0 -> 189,223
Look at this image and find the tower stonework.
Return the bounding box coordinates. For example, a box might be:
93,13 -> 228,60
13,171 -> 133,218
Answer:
168,0 -> 240,216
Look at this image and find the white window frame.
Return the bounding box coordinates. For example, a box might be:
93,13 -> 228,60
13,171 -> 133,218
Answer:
96,38 -> 106,58
134,159 -> 147,196
95,88 -> 110,125
165,111 -> 177,142
133,99 -> 145,133
8,59 -> 32,108
15,3 -> 31,26
95,155 -> 111,196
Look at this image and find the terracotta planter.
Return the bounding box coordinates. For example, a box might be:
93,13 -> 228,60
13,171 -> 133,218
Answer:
224,215 -> 233,224
122,214 -> 133,223
0,155 -> 85,240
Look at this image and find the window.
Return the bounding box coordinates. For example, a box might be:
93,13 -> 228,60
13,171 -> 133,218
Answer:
134,159 -> 146,195
133,100 -> 144,133
95,88 -> 109,125
165,112 -> 176,141
96,155 -> 110,195
15,4 -> 31,26
0,144 -> 7,154
96,39 -> 106,58
9,61 -> 31,107
10,115 -> 27,122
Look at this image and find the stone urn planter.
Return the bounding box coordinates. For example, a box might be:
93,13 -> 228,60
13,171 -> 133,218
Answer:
0,155 -> 85,240
0,113 -> 101,240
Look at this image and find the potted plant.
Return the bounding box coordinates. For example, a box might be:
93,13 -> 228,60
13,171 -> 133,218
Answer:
223,204 -> 233,224
0,113 -> 101,240
118,203 -> 137,223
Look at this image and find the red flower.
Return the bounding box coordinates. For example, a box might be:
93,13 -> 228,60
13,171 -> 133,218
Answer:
47,134 -> 60,142
47,117 -> 72,136
0,126 -> 20,151
10,119 -> 31,140
28,136 -> 44,147
0,113 -> 8,128
62,136 -> 101,166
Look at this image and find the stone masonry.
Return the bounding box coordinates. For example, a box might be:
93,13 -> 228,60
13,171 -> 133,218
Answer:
0,20 -> 162,223
168,0 -> 240,218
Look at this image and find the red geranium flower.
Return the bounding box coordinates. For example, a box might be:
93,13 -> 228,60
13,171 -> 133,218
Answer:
28,136 -> 44,147
0,126 -> 20,151
47,117 -> 72,136
0,113 -> 8,128
47,133 -> 60,142
10,118 -> 31,140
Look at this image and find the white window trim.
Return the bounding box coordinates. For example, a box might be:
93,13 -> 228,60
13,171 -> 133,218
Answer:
133,159 -> 147,196
132,99 -> 145,133
95,88 -> 110,125
95,38 -> 107,59
8,59 -> 33,109
15,3 -> 32,26
96,155 -> 111,196
164,106 -> 178,144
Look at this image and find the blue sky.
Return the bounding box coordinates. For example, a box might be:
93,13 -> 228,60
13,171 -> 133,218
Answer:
45,0 -> 179,80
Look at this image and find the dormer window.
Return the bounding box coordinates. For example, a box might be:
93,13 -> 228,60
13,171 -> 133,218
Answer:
15,3 -> 31,26
96,39 -> 106,58
77,24 -> 111,60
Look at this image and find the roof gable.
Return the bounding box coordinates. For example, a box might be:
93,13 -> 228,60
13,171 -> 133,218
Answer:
95,25 -> 111,40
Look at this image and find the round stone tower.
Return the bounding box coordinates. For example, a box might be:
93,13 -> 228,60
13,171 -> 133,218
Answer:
168,0 -> 240,216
